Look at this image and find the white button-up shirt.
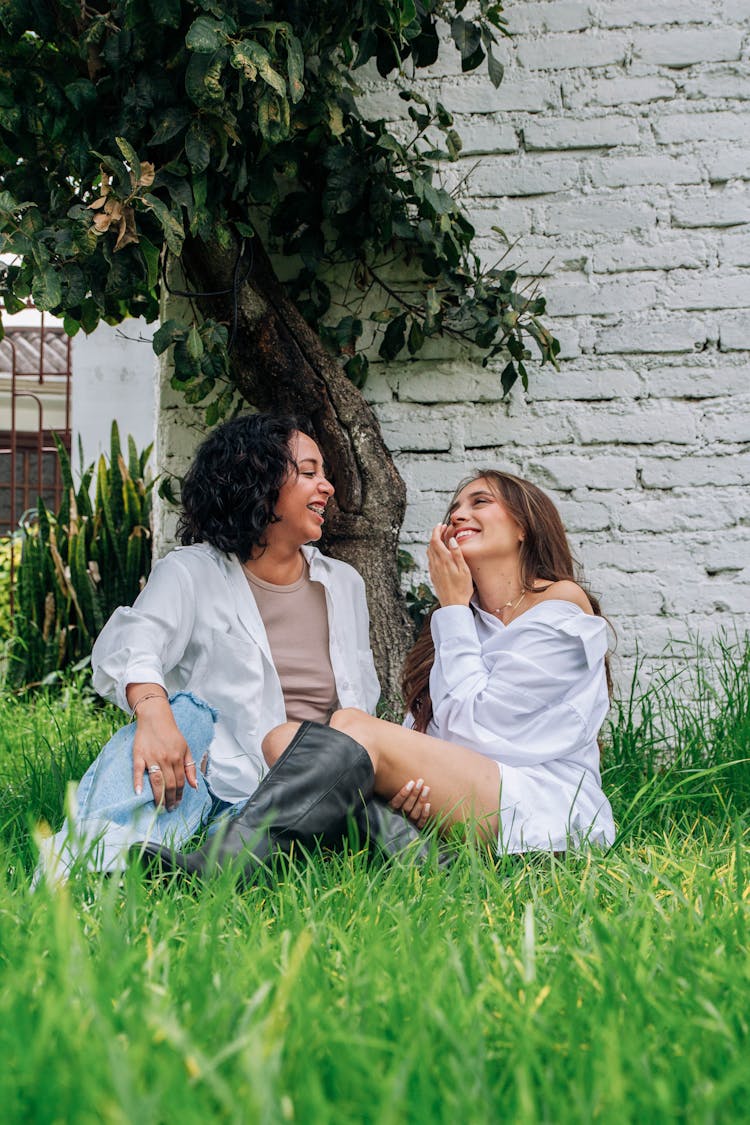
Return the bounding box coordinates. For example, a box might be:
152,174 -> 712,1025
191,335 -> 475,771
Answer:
424,600 -> 615,853
91,543 -> 380,802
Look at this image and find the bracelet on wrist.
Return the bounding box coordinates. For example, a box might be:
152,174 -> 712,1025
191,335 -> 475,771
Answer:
130,691 -> 169,721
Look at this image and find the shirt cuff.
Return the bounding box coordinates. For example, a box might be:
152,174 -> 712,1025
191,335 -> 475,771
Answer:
430,604 -> 478,645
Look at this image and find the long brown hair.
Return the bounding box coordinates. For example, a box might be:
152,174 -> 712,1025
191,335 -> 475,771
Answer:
401,470 -> 610,731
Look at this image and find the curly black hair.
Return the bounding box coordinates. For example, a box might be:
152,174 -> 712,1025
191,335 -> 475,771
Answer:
177,413 -> 315,561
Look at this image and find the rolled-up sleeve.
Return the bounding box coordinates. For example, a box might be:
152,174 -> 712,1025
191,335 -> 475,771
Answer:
428,605 -> 604,766
91,555 -> 197,713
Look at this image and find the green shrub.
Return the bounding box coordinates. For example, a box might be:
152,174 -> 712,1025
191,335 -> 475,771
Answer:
6,422 -> 153,688
0,535 -> 21,643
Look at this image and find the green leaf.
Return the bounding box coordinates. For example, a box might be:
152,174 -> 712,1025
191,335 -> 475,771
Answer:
149,0 -> 182,27
379,313 -> 407,361
185,119 -> 213,173
286,34 -> 305,104
186,324 -> 204,359
115,135 -> 141,172
185,50 -> 227,107
63,314 -> 80,338
153,319 -> 187,356
32,266 -> 62,311
142,194 -> 185,255
487,50 -> 504,88
407,318 -> 424,355
451,16 -> 481,59
185,16 -> 233,51
139,236 -> 160,289
370,307 -> 401,324
231,39 -> 285,95
501,361 -> 517,396
149,108 -> 191,146
344,353 -> 368,388
64,79 -> 97,111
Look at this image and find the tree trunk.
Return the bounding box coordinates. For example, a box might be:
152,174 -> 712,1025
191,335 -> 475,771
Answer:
181,234 -> 414,703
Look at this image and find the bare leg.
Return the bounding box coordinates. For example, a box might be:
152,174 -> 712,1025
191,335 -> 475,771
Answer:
329,709 -> 500,841
263,722 -> 303,766
265,709 -> 495,842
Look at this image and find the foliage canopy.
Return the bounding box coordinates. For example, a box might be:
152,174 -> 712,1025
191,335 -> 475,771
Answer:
0,0 -> 558,416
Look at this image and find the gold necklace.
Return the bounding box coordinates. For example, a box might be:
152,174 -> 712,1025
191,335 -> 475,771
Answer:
493,590 -> 526,616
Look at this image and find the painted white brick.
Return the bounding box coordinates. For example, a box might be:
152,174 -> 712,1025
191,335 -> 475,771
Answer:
471,199 -> 534,238
588,155 -> 702,189
572,402 -> 698,444
438,76 -> 559,114
642,363 -> 750,398
654,112 -> 743,145
460,404 -> 577,449
701,399 -> 750,442
633,29 -> 743,68
672,192 -> 750,228
591,570 -> 668,616
545,277 -> 657,315
593,0 -> 709,28
395,362 -> 506,404
469,156 -> 580,198
723,0 -> 750,20
563,75 -> 676,108
720,313 -> 750,351
516,32 -> 629,70
556,498 -> 612,530
683,70 -> 750,102
706,149 -> 750,184
528,367 -> 641,400
594,317 -> 712,354
361,368 -> 395,405
718,232 -> 750,266
401,457 -> 471,493
524,115 -> 640,151
543,199 -> 656,234
639,454 -> 750,488
373,404 -> 455,452
529,453 -> 638,491
662,275 -> 750,311
455,118 -> 519,154
618,493 -> 740,534
505,1 -> 593,34
592,237 -> 710,272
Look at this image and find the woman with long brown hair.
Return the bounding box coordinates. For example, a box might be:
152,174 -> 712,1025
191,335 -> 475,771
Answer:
268,469 -> 616,854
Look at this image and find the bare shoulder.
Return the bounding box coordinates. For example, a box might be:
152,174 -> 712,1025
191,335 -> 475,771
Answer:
533,579 -> 593,614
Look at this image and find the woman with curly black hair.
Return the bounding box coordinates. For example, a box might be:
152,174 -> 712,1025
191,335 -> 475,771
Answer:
38,413 -> 392,880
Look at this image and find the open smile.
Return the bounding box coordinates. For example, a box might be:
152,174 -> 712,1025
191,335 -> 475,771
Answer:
308,504 -> 327,521
454,528 -> 480,543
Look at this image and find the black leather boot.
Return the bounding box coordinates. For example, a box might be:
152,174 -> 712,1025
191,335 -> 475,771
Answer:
352,798 -> 453,868
135,720 -> 374,886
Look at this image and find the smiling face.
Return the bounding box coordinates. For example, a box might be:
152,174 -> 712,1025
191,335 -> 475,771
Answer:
447,476 -> 525,564
270,431 -> 334,547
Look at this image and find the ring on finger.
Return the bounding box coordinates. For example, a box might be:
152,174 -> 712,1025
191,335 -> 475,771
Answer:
184,761 -> 196,771
147,764 -> 162,774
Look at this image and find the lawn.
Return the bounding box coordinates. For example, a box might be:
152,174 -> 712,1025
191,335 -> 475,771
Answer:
0,643 -> 748,1124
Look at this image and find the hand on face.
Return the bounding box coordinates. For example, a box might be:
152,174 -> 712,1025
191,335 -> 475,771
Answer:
427,523 -> 474,607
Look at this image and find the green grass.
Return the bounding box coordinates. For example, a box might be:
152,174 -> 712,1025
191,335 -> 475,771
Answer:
1,642 -> 749,1124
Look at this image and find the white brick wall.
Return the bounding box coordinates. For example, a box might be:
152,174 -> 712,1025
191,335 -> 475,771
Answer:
359,2 -> 750,689
159,5 -> 750,693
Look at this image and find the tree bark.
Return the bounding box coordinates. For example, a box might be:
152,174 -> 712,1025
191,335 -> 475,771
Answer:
181,234 -> 414,702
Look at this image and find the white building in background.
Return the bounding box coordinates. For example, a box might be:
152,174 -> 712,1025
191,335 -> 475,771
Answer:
0,304 -> 155,532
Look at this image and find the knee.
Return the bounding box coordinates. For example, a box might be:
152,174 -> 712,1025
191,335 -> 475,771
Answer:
329,707 -> 368,741
261,722 -> 299,766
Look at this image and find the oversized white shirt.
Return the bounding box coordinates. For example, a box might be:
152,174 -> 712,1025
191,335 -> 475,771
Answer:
422,599 -> 615,853
91,543 -> 380,802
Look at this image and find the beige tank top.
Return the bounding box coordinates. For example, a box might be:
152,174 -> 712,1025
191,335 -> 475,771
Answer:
244,562 -> 339,723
